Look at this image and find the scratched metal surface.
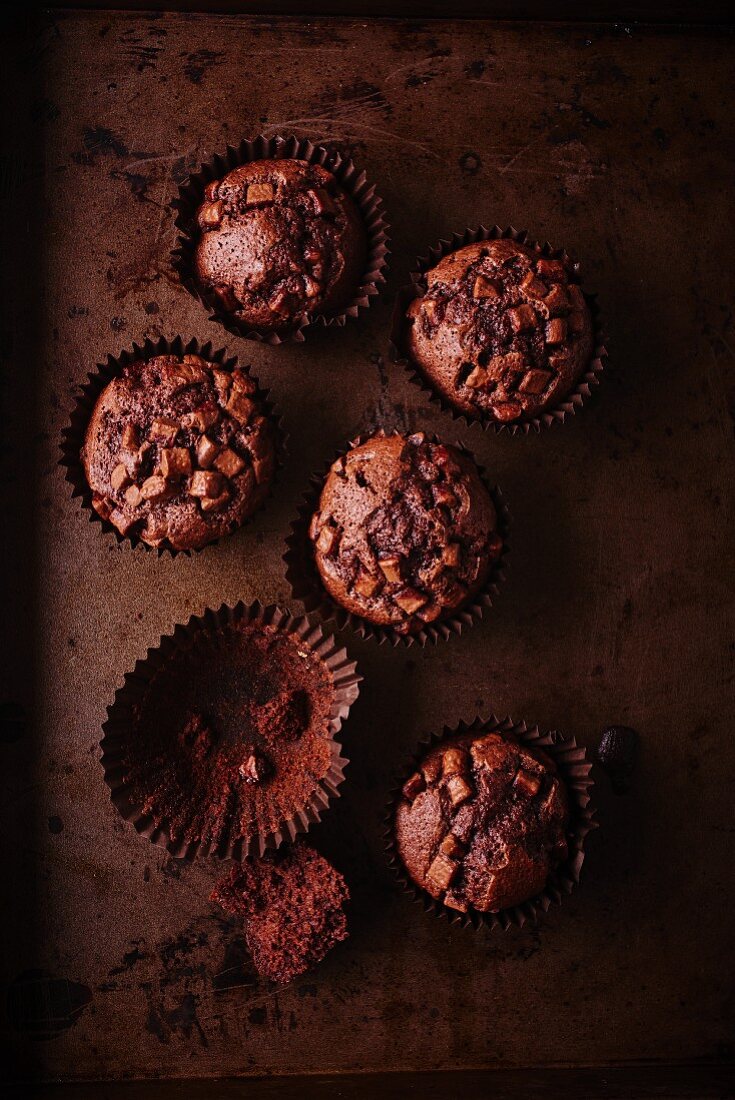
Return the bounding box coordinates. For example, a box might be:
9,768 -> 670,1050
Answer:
2,9 -> 734,1085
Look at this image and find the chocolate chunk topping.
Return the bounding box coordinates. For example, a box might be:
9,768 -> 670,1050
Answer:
110,463 -> 131,491
189,469 -> 225,499
406,239 -> 594,423
310,433 -> 500,635
149,417 -> 180,445
239,751 -> 271,785
193,159 -> 366,332
402,772 -> 426,802
81,355 -> 276,551
395,731 -> 569,913
160,447 -> 193,480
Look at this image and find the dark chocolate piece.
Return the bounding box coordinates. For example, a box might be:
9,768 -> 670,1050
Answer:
597,725 -> 639,794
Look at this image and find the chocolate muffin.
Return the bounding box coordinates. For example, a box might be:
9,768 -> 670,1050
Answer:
405,239 -> 594,424
395,730 -> 569,913
82,354 -> 276,551
193,159 -> 366,332
309,432 -> 501,635
211,842 -> 349,984
122,621 -> 336,851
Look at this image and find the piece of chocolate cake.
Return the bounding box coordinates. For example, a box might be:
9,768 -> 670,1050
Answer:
211,842 -> 349,983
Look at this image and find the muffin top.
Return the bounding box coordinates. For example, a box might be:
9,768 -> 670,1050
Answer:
405,239 -> 594,424
82,354 -> 276,552
211,842 -> 349,984
395,730 -> 569,913
124,622 -> 336,852
194,159 -> 366,332
309,432 -> 501,635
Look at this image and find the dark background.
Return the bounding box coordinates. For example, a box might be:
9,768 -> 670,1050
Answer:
1,4 -> 734,1096
29,1 -> 735,23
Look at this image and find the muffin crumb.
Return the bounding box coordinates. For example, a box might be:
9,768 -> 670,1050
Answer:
211,842 -> 349,984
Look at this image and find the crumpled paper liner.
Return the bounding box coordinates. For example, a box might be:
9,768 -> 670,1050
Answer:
59,335 -> 286,556
385,715 -> 596,930
283,430 -> 510,647
390,225 -> 607,435
100,600 -> 361,860
171,133 -> 390,344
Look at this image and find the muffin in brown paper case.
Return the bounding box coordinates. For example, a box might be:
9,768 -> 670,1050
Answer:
385,715 -> 596,931
283,430 -> 510,648
390,225 -> 607,434
100,601 -> 360,861
60,335 -> 285,556
172,134 -> 390,345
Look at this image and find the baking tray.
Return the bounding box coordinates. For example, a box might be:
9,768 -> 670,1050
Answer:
2,7 -> 734,1096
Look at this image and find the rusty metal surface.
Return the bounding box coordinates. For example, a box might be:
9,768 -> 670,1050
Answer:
2,9 -> 734,1085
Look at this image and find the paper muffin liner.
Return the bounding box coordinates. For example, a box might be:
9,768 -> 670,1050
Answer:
385,715 -> 596,930
390,225 -> 607,435
100,600 -> 361,861
283,430 -> 510,648
59,335 -> 286,557
171,134 -> 390,345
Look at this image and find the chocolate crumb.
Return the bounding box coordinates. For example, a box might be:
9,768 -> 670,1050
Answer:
255,689 -> 310,743
210,842 -> 349,984
122,622 -> 335,849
